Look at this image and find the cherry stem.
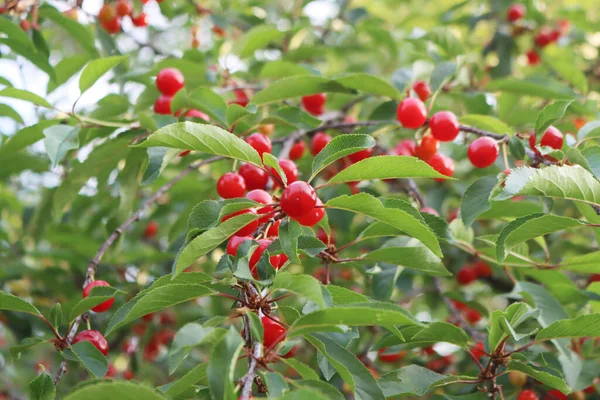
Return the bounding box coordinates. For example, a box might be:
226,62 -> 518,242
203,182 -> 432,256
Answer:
39,315 -> 62,341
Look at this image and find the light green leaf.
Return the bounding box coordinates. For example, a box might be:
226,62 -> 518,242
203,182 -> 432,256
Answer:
378,365 -> 457,397
0,290 -> 41,316
28,371 -> 55,400
173,87 -> 227,125
507,361 -> 570,394
278,219 -> 302,264
0,87 -> 53,108
65,381 -> 168,400
534,100 -> 573,136
162,363 -> 208,397
577,120 -> 600,141
311,134 -> 376,179
42,125 -> 80,168
280,358 -> 320,380
426,27 -> 464,57
334,73 -> 402,99
273,272 -> 325,308
0,120 -> 58,160
207,327 -> 244,400
263,152 -> 287,186
404,322 -> 469,346
459,115 -> 512,135
38,5 -> 99,58
486,77 -> 576,99
361,239 -> 450,276
62,341 -> 108,378
460,176 -> 498,227
168,324 -> 226,373
546,58 -> 588,94
560,251 -> 600,274
0,103 -> 24,123
250,76 -> 355,105
234,25 -> 285,58
79,56 -> 127,94
536,314 -> 600,341
430,62 -> 456,91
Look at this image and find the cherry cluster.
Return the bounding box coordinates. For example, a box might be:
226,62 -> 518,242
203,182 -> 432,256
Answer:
456,260 -> 492,286
98,0 -> 149,34
153,68 -> 210,122
451,300 -> 482,325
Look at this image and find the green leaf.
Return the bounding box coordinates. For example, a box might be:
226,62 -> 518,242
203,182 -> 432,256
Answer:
262,152 -> 287,186
334,73 -> 402,99
507,361 -> 570,394
0,120 -> 58,159
278,219 -> 302,264
536,314 -> 600,341
207,327 -> 244,400
65,381 -> 168,400
426,27 -> 464,57
290,380 -> 345,400
0,87 -> 53,108
305,334 -> 385,400
378,365 -> 457,397
260,61 -> 313,79
28,371 -> 55,400
141,147 -> 179,186
545,57 -> 588,94
250,76 -> 355,106
459,115 -> 512,135
105,273 -> 214,336
118,148 -> 146,215
280,358 -> 320,380
273,272 -> 325,308
280,388 -> 330,400
10,338 -> 47,360
496,165 -> 600,207
577,120 -> 600,141
134,122 -> 262,166
168,323 -> 226,373
534,100 -> 574,136
311,134 -> 376,179
560,251 -> 600,274
173,88 -> 227,125
174,213 -> 259,276
430,62 -> 456,91
234,25 -> 285,58
49,304 -> 62,330
38,5 -> 99,58
0,103 -> 24,123
187,199 -> 258,240
403,322 -> 469,346
62,341 -> 108,378
162,363 -> 208,397
79,56 -> 127,94
488,302 -> 539,352
326,193 -> 442,257
496,214 -> 584,262
486,77 -> 576,99
0,290 -> 42,316
288,302 -> 421,338
326,155 -> 450,184
68,286 -> 121,321
371,264 -> 403,301
460,176 -> 497,227
42,125 -> 80,168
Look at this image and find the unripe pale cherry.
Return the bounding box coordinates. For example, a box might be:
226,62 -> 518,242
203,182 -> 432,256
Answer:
289,141 -> 306,160
540,126 -> 563,150
311,132 -> 332,156
301,93 -> 326,116
246,133 -> 272,157
73,330 -> 109,356
238,164 -> 268,191
414,135 -> 439,161
507,3 -> 526,22
467,137 -> 499,168
280,181 -> 317,219
217,172 -> 246,198
184,109 -> 209,121
396,98 -> 427,129
429,111 -> 460,142
261,315 -> 286,348
82,280 -> 115,312
98,4 -> 117,23
156,68 -> 185,96
221,209 -> 258,237
294,198 -> 325,227
420,207 -> 439,216
412,81 -> 431,102
153,95 -> 173,115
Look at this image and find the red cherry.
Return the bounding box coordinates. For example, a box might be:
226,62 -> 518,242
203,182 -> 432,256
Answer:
143,340 -> 160,361
294,198 -> 325,227
179,150 -> 191,157
348,148 -> 373,163
101,17 -> 121,34
212,25 -> 226,37
246,189 -> 274,222
238,164 -> 268,191
467,137 -> 499,168
73,330 -> 108,356
301,93 -> 326,116
159,311 -> 176,325
289,141 -> 306,160
123,370 -> 134,380
115,0 -> 132,17
20,19 -> 31,31
105,363 -> 118,378
517,390 -> 539,400
457,266 -> 478,285
266,220 -> 281,237
540,126 -> 563,150
420,207 -> 439,216
507,3 -> 526,22
317,227 -> 334,244
155,329 -> 175,345
246,133 -> 272,157
526,49 -> 540,66
83,280 -> 115,312
393,140 -> 416,156
535,29 -> 553,47
545,389 -> 567,400
280,181 -> 317,218
412,81 -> 431,102
231,89 -> 248,107
184,109 -> 209,121
396,98 -> 427,129
270,159 -> 298,187
98,4 -> 117,23
377,348 -> 407,363
283,345 -> 298,358
549,29 -> 561,42
249,239 -> 280,277
429,111 -> 460,142
156,68 -> 185,96
226,236 -> 253,257
584,386 -> 596,394
558,19 -> 570,35
451,300 -> 467,310
310,132 -> 332,156
465,309 -> 482,324
261,316 -> 286,349
428,153 -> 455,181
141,313 -> 154,322
153,95 -> 173,115
144,221 -> 158,238
471,342 -> 486,360
588,274 -> 600,284
473,261 -> 492,278
217,172 -> 246,198
422,346 -> 436,356
222,209 -> 258,237
131,13 -> 149,27
414,135 -> 439,161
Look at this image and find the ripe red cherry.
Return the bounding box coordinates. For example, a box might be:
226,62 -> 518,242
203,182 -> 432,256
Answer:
105,363 -> 118,378
396,98 -> 427,129
266,220 -> 281,237
393,140 -> 416,156
540,126 -> 563,150
545,390 -> 567,400
115,0 -> 132,17
534,29 -> 553,47
414,135 -> 439,161
301,93 -> 326,116
249,239 -> 281,277
289,141 -> 306,160
83,280 -> 115,312
131,13 -> 149,27
420,207 -> 439,216
246,133 -> 272,157
212,25 -> 226,37
348,148 -> 373,163
507,3 -> 526,22
123,370 -> 134,380
222,209 -> 258,237
101,17 -> 121,34
144,221 -> 158,238
217,172 -> 246,198
20,19 -> 31,31
246,189 -> 274,223
517,390 -> 539,400
317,227 -> 334,244
238,164 -> 268,191
412,81 -> 431,102
270,159 -> 298,187
457,266 -> 478,285
73,330 -> 109,356
474,261 -> 492,277
588,274 -> 600,284
280,181 -> 317,219
429,153 -> 455,182
98,4 -> 117,23
467,137 -> 499,168
232,89 -> 248,107
465,309 -> 482,324
261,316 -> 286,349
226,236 -> 253,257
179,150 -> 191,157
156,68 -> 185,96
377,348 -> 407,363
153,95 -> 173,115
429,111 -> 460,142
471,342 -> 486,360
311,132 -> 332,156
526,49 -> 540,66
294,198 -> 325,227
184,109 -> 209,121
